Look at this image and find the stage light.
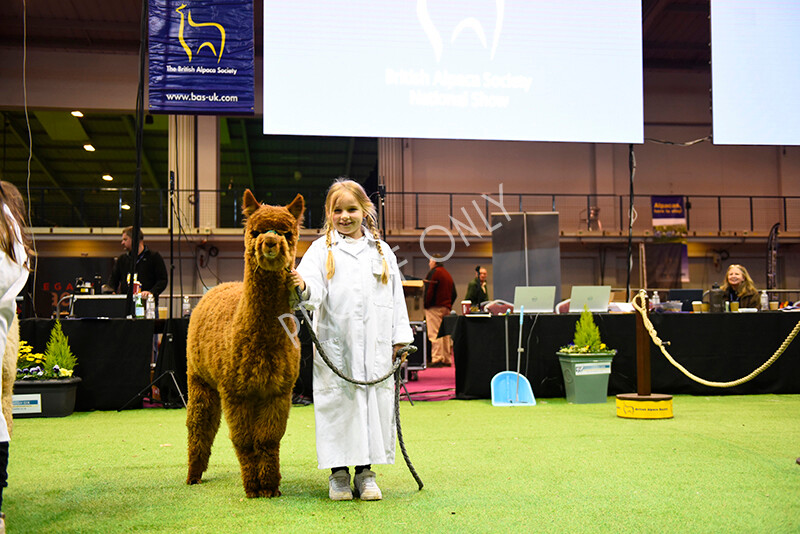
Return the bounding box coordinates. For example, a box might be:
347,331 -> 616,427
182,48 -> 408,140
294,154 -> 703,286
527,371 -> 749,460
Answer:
83,144 -> 96,152
71,110 -> 84,117
102,174 -> 113,181
121,203 -> 131,210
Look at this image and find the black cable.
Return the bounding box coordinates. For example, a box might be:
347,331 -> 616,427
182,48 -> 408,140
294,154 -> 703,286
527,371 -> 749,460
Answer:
197,247 -> 221,282
126,0 -> 148,317
625,144 -> 635,300
523,313 -> 540,377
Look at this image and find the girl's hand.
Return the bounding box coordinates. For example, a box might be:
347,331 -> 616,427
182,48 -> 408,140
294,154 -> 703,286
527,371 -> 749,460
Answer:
288,269 -> 306,292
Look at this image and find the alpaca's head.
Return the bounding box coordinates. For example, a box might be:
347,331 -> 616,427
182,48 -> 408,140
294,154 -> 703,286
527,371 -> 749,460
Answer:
242,190 -> 304,272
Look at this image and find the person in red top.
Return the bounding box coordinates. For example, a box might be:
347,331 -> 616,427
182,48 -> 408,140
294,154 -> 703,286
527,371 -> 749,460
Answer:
423,255 -> 456,367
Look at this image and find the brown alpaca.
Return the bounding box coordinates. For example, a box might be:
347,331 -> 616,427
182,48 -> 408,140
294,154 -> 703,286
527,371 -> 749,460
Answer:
186,190 -> 303,498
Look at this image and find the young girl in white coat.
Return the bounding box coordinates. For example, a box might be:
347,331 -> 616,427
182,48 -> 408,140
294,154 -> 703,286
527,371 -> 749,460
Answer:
290,179 -> 413,501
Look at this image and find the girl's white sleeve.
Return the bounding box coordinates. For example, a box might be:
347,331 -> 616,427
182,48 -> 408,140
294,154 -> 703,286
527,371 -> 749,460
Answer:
386,245 -> 414,346
296,239 -> 327,311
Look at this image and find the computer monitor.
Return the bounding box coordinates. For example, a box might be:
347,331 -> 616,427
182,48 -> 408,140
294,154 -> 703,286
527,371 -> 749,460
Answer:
513,286 -> 556,314
668,289 -> 704,312
568,286 -> 611,313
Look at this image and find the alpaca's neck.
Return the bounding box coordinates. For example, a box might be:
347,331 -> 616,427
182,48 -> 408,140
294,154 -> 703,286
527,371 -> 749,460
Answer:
239,263 -> 290,315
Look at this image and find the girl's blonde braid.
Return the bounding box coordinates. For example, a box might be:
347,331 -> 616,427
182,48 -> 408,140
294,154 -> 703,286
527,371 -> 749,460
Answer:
325,228 -> 336,280
365,218 -> 389,284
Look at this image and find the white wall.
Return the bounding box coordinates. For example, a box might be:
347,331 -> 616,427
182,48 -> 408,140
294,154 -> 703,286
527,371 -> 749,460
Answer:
0,49 -> 140,110
403,139 -> 597,193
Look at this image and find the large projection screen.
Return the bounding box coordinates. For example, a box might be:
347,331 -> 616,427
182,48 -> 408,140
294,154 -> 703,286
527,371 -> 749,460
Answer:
711,1 -> 800,146
263,1 -> 643,143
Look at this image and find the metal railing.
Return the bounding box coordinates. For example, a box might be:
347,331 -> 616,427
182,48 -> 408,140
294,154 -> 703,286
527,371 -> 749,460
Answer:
386,192 -> 799,235
22,187 -> 800,235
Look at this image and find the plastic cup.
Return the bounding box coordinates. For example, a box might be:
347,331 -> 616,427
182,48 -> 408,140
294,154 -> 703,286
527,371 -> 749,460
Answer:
692,301 -> 702,313
461,300 -> 472,314
730,301 -> 739,312
769,301 -> 779,310
701,303 -> 710,312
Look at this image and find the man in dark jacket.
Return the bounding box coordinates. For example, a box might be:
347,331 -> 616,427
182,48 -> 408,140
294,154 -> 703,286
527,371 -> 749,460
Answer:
104,226 -> 168,306
423,255 -> 456,367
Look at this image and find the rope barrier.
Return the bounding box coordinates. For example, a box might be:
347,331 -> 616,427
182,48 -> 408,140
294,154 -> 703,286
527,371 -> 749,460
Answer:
631,289 -> 800,388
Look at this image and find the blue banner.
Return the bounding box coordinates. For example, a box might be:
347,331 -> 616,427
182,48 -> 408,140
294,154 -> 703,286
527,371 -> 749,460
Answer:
651,195 -> 687,246
651,195 -> 685,222
149,0 -> 254,115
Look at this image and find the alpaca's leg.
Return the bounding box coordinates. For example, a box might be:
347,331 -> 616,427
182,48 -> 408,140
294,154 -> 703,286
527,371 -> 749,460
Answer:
251,392 -> 293,498
223,399 -> 265,498
224,396 -> 288,498
186,373 -> 221,485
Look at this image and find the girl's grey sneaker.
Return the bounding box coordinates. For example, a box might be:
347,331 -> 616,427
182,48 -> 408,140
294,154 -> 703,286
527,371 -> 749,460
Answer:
328,470 -> 353,501
353,469 -> 382,500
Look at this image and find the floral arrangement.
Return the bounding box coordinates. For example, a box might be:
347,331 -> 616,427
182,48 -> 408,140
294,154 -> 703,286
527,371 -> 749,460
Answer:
558,305 -> 616,355
17,320 -> 77,380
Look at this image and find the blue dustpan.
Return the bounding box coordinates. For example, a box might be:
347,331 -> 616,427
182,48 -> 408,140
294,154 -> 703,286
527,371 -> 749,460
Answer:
491,305 -> 536,406
491,371 -> 536,406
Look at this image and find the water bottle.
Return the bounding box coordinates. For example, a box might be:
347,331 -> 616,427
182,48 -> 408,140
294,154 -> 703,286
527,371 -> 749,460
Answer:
761,290 -> 769,311
145,295 -> 155,319
651,291 -> 660,309
182,296 -> 191,318
707,283 -> 725,313
135,295 -> 144,318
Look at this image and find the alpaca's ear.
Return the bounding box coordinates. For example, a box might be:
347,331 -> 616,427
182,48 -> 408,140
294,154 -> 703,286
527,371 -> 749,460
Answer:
286,194 -> 305,222
242,189 -> 260,220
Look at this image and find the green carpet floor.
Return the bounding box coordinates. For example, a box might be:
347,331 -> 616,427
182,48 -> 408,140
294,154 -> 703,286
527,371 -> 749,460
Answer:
6,395 -> 800,533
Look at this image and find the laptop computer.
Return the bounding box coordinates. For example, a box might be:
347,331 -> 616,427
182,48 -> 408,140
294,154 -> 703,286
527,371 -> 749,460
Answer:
513,286 -> 556,314
668,288 -> 703,312
568,286 -> 611,313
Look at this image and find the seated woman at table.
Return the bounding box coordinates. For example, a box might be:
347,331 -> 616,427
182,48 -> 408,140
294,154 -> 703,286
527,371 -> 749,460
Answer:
721,264 -> 760,308
464,265 -> 489,311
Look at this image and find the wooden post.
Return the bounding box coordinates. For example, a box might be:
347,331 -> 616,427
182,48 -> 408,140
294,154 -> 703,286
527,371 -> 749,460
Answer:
616,302 -> 673,419
635,307 -> 651,396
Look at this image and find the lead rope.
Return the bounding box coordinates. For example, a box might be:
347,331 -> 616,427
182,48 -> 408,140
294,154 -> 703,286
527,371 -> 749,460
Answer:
293,285 -> 424,490
631,289 -> 800,387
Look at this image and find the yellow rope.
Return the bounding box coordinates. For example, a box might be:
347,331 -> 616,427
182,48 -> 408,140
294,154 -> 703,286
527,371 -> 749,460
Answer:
630,289 -> 800,388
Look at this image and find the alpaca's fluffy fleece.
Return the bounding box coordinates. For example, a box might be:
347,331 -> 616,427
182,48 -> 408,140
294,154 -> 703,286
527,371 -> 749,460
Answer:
186,191 -> 304,498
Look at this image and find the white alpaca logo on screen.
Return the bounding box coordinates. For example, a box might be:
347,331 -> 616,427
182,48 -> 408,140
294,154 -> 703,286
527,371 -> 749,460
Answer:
417,0 -> 505,62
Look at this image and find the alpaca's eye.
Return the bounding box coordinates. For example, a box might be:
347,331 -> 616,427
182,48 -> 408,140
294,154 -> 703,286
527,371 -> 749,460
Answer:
284,232 -> 293,241
250,230 -> 260,239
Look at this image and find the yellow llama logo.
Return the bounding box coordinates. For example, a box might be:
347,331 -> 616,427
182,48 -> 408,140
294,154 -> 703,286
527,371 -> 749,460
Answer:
176,4 -> 226,63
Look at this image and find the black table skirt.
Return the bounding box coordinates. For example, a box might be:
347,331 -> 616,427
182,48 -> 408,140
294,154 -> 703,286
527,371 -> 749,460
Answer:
443,312 -> 800,400
19,314 -> 316,411
20,318 -> 154,411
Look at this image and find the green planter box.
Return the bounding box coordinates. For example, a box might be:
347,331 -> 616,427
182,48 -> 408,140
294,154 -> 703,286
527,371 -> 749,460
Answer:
12,377 -> 82,418
557,352 -> 616,404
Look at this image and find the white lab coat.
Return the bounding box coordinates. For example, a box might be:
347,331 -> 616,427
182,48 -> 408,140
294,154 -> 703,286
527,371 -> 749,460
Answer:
297,229 -> 413,469
0,206 -> 29,443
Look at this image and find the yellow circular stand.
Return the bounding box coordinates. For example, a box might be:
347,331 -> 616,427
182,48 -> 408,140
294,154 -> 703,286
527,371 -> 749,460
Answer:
616,393 -> 673,419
